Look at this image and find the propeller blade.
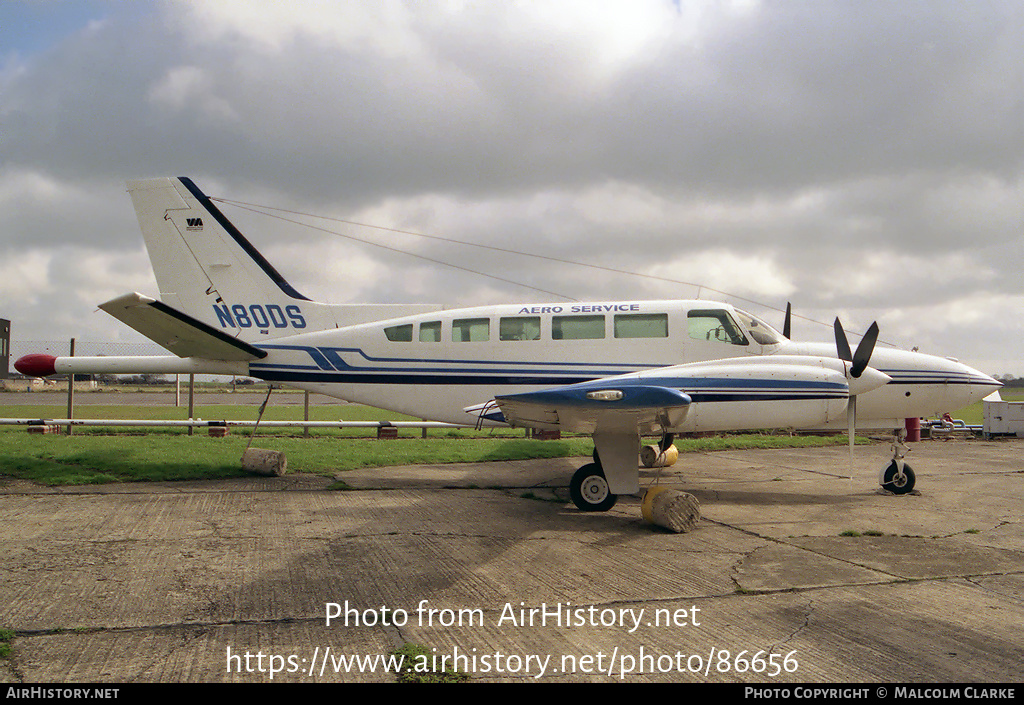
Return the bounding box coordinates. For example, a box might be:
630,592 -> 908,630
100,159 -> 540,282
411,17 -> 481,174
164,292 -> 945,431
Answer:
848,394 -> 856,452
834,318 -> 852,362
783,302 -> 792,340
835,318 -> 880,476
850,321 -> 879,379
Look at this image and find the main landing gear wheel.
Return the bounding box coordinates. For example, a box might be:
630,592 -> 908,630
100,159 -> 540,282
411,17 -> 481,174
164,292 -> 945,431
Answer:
881,461 -> 916,495
570,463 -> 617,512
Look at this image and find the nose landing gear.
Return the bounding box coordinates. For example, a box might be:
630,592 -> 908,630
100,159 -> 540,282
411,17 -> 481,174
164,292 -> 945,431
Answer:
879,430 -> 916,494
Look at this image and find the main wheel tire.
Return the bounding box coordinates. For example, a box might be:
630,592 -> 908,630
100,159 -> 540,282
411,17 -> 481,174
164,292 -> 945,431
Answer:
570,463 -> 617,512
881,461 -> 916,494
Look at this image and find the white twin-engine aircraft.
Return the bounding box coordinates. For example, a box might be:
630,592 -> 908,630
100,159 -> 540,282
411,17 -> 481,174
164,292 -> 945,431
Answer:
16,178 -> 1001,511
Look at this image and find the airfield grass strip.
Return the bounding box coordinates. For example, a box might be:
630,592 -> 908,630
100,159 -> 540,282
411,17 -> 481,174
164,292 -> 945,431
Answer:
0,426 -> 853,486
0,398 -> 876,486
0,433 -> 596,485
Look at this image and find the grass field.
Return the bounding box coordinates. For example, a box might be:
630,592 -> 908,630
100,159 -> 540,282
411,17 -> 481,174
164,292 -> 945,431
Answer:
0,400 -> 865,486
1,386 -> 1013,487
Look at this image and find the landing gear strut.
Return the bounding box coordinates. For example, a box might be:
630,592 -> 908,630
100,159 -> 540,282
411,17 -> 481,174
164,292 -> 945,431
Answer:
570,432 -> 641,512
569,463 -> 617,512
879,430 -> 916,494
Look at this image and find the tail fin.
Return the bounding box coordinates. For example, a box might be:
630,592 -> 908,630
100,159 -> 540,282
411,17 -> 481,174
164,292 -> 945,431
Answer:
126,177 -> 440,340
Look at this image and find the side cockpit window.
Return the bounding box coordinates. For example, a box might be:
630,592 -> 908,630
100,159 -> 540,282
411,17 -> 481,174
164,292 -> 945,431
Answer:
687,310 -> 749,346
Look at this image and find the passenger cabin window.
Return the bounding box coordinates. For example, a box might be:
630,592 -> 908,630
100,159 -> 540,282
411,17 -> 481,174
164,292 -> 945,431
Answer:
687,310 -> 749,346
452,317 -> 490,342
614,313 -> 668,339
384,324 -> 413,342
500,316 -> 541,341
419,321 -> 441,343
552,315 -> 605,340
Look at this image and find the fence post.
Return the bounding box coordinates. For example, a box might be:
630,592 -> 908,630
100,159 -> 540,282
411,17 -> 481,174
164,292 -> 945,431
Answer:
304,390 -> 310,438
187,374 -> 195,436
66,338 -> 75,436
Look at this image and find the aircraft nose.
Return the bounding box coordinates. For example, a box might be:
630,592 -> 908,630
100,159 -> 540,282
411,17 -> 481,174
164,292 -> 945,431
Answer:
959,362 -> 1002,397
933,358 -> 1002,408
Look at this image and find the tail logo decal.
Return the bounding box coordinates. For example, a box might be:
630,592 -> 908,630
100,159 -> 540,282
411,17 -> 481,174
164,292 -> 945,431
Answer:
185,217 -> 204,230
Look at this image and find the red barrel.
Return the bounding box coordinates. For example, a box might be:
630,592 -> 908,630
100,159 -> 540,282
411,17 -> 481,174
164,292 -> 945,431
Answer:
905,417 -> 921,442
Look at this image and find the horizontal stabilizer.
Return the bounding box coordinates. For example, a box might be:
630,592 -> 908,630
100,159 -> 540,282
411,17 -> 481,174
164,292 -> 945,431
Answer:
99,293 -> 268,361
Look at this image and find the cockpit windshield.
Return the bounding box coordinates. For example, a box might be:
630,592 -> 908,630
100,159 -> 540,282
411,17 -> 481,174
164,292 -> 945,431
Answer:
734,309 -> 785,346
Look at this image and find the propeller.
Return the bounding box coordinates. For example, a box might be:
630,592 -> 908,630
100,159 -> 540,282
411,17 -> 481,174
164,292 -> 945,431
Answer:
834,318 -> 881,469
782,302 -> 792,340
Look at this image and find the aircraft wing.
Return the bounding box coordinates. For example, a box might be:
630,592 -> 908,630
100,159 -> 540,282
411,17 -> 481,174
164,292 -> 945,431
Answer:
99,293 -> 267,361
466,354 -> 892,437
478,381 -> 692,434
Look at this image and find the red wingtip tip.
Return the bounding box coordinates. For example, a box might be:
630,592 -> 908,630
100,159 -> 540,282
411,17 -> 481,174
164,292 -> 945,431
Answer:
14,354 -> 57,378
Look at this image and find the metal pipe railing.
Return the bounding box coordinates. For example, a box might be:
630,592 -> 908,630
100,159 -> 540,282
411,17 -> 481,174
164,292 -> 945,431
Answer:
0,418 -> 466,430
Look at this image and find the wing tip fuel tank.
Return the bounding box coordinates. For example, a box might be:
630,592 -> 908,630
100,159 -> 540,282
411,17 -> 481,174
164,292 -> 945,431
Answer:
14,354 -> 57,378
15,353 -> 247,377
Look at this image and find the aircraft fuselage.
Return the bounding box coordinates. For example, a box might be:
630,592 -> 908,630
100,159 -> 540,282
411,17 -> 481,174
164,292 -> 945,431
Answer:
238,299 -> 998,428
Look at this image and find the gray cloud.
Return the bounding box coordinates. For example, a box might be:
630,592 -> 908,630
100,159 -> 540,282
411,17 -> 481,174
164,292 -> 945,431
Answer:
2,0 -> 1022,373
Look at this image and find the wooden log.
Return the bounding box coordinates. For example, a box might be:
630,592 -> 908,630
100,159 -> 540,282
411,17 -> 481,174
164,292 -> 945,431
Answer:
641,486 -> 700,533
640,443 -> 679,468
241,448 -> 287,476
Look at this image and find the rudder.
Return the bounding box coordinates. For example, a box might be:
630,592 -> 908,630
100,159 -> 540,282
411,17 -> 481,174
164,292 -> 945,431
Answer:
126,177 -> 441,341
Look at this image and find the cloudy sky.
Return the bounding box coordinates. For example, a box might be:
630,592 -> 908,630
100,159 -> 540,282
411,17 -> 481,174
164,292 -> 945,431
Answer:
2,0 -> 1022,374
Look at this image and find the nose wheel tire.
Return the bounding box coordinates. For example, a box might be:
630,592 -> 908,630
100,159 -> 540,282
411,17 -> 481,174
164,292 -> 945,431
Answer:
881,461 -> 916,494
570,463 -> 618,512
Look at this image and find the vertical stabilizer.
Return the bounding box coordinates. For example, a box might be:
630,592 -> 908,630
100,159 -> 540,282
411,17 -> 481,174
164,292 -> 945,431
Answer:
126,177 -> 440,340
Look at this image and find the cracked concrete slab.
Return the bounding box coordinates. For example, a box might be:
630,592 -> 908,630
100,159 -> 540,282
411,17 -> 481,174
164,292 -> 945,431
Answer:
0,439 -> 1021,682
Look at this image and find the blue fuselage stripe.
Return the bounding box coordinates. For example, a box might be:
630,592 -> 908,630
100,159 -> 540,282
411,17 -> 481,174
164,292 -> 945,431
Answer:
251,369 -> 849,401
249,346 -> 991,395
